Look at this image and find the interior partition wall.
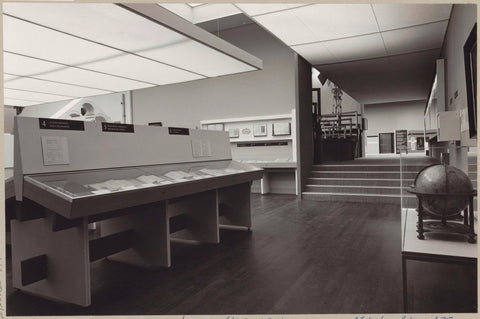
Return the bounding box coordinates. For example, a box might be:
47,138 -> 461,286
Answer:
295,54 -> 313,195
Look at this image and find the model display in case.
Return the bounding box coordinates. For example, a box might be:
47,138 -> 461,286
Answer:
11,116 -> 263,306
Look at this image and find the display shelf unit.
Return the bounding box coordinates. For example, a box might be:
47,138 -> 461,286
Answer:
200,110 -> 298,195
11,116 -> 263,306
401,208 -> 477,312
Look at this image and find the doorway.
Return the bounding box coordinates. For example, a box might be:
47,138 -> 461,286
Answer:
379,133 -> 394,153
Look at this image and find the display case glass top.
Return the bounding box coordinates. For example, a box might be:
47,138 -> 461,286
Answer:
25,160 -> 261,201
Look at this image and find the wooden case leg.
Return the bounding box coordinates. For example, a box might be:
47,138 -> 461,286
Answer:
468,196 -> 476,243
218,182 -> 252,230
100,201 -> 170,268
417,198 -> 425,240
168,190 -> 219,244
11,210 -> 91,307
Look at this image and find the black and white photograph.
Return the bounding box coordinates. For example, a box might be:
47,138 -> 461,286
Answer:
1,1 -> 478,318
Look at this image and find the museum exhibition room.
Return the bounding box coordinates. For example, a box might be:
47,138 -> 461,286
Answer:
2,2 -> 478,317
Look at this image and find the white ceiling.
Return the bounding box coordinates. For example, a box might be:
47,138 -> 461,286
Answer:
232,3 -> 452,104
3,3 -> 454,107
2,3 -> 262,107
166,3 -> 451,105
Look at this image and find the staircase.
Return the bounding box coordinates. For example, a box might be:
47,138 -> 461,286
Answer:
302,156 -> 440,207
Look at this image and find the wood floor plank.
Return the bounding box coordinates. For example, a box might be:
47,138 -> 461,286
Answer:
6,194 -> 476,315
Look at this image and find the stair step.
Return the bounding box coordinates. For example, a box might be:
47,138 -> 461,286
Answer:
306,177 -> 413,187
304,184 -> 403,195
302,192 -> 417,207
312,164 -> 427,172
310,171 -> 418,179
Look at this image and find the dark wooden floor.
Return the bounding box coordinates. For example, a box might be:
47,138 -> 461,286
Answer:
6,194 -> 477,315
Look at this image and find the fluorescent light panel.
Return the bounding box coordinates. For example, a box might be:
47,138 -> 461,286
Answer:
5,88 -> 73,103
4,98 -> 43,107
4,3 -> 258,77
4,52 -> 157,92
4,76 -> 110,97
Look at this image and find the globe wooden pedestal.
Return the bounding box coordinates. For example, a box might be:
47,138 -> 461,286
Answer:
414,194 -> 477,243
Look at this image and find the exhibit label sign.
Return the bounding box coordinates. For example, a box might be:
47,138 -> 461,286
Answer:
168,127 -> 190,135
395,130 -> 408,154
39,118 -> 85,131
102,122 -> 135,133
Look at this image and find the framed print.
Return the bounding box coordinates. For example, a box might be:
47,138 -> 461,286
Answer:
272,122 -> 291,136
228,128 -> 239,138
253,124 -> 267,137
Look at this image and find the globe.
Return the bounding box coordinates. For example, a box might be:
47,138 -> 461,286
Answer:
411,164 -> 474,217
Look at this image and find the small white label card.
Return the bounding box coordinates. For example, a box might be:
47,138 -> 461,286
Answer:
41,136 -> 70,166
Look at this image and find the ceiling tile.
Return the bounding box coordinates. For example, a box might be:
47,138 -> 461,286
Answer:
323,33 -> 387,63
292,4 -> 379,42
292,42 -> 337,65
382,20 -> 448,55
254,9 -> 317,46
235,3 -> 309,17
372,4 -> 452,31
5,88 -> 73,103
193,3 -> 241,24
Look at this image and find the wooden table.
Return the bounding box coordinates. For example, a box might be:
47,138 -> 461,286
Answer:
401,208 -> 477,312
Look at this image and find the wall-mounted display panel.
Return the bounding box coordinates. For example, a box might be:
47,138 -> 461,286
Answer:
200,110 -> 298,195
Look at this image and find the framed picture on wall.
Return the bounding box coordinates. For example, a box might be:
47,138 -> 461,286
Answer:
272,122 -> 291,136
228,128 -> 239,138
464,23 -> 477,138
253,124 -> 267,137
207,123 -> 224,131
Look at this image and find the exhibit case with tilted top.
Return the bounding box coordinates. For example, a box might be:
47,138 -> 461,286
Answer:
11,116 -> 263,306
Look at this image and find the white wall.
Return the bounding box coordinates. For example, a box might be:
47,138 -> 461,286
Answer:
441,3 -> 476,161
440,3 -> 477,172
132,23 -> 297,128
364,100 -> 425,155
443,4 -> 476,115
18,91 -> 132,123
4,106 -> 16,134
364,100 -> 426,136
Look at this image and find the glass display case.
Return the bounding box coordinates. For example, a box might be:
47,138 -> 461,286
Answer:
22,160 -> 262,219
